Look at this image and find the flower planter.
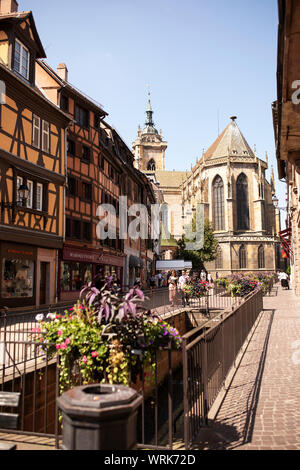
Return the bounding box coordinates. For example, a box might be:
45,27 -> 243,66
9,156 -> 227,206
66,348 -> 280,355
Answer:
57,383 -> 143,450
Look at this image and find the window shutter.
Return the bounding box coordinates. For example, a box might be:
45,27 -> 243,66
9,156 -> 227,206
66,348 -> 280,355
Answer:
32,115 -> 40,148
42,121 -> 50,153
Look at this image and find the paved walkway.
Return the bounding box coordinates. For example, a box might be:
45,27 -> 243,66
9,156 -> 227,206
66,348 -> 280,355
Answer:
192,285 -> 300,450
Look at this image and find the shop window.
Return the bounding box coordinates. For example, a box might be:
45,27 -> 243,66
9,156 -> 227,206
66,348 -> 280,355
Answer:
60,262 -> 71,292
72,263 -> 81,291
84,264 -> 92,285
2,258 -> 34,299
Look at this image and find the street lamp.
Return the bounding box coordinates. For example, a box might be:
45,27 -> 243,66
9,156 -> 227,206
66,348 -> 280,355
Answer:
18,181 -> 29,207
1,180 -> 29,222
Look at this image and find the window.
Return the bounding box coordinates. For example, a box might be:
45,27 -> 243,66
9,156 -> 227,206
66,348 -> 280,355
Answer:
66,218 -> 71,238
13,39 -> 30,80
236,173 -> 250,230
258,245 -> 265,269
147,159 -> 156,171
239,245 -> 247,269
60,95 -> 69,112
75,104 -> 89,128
83,182 -> 92,201
32,115 -> 41,148
82,145 -> 90,162
83,222 -> 91,241
27,180 -> 33,209
42,121 -> 50,153
73,220 -> 81,239
67,139 -> 76,156
72,263 -> 81,291
36,183 -> 43,211
2,258 -> 34,298
60,262 -> 71,292
213,175 -> 225,231
67,176 -> 76,196
215,246 -> 223,269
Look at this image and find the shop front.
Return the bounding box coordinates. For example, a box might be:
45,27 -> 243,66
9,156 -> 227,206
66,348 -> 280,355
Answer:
58,246 -> 124,302
0,242 -> 57,309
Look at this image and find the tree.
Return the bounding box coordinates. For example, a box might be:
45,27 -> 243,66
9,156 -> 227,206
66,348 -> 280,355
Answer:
174,218 -> 218,270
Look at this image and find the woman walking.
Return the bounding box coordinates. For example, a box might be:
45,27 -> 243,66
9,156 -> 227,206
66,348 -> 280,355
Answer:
168,270 -> 178,307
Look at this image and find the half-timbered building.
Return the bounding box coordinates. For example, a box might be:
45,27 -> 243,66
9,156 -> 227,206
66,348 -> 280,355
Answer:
36,59 -> 156,297
0,1 -> 70,308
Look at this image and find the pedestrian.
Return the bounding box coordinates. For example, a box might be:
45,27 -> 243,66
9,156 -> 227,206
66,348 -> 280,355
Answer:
150,274 -> 156,293
178,270 -> 189,307
278,271 -> 290,290
200,269 -> 207,281
168,270 -> 178,307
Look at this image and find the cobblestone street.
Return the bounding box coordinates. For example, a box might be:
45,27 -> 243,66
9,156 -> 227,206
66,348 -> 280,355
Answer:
192,285 -> 300,450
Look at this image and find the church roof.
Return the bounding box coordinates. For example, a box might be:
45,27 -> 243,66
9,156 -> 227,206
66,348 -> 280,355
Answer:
203,117 -> 255,161
153,170 -> 190,188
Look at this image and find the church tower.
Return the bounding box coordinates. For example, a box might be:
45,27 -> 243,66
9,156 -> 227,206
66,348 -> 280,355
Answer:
132,92 -> 168,172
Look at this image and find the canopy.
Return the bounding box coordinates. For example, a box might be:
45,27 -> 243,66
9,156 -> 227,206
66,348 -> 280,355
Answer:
156,260 -> 192,271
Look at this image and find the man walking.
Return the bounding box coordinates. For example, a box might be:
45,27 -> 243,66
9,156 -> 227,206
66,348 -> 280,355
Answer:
178,270 -> 189,307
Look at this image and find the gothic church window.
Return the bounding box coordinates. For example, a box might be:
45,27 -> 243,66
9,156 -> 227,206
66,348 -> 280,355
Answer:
236,173 -> 250,230
239,244 -> 247,269
258,245 -> 265,269
215,246 -> 223,269
147,159 -> 156,171
212,175 -> 225,231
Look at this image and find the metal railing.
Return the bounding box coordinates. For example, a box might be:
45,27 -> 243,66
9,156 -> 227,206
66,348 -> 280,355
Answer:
182,288 -> 264,448
0,287 -> 264,450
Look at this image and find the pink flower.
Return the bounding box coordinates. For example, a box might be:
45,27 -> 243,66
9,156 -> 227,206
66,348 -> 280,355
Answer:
58,330 -> 63,336
82,356 -> 87,364
56,344 -> 61,350
65,338 -> 71,345
60,343 -> 67,350
30,327 -> 41,333
92,351 -> 98,358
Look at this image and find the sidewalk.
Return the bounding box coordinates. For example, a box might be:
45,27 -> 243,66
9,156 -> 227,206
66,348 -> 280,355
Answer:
192,285 -> 300,450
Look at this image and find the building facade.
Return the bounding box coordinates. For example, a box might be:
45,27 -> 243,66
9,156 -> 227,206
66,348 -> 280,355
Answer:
134,95 -> 281,276
182,117 -> 281,277
0,2 -> 70,308
273,0 -> 300,295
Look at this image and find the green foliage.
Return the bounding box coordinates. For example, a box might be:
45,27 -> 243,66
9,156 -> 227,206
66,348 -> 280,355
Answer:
174,218 -> 218,269
31,283 -> 182,394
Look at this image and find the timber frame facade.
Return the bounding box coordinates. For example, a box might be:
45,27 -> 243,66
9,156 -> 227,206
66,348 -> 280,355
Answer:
36,60 -> 156,300
0,8 -> 70,308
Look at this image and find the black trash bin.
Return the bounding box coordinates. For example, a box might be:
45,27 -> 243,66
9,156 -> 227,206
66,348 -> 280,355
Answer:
57,384 -> 143,450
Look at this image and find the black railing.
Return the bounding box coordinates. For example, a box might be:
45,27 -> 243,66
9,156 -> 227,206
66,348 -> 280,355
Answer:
0,287 -> 264,450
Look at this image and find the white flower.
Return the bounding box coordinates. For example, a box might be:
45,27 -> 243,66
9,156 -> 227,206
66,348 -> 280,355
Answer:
46,312 -> 56,321
35,314 -> 44,322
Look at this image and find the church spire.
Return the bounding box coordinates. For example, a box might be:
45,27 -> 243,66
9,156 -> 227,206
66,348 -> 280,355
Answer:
146,90 -> 154,126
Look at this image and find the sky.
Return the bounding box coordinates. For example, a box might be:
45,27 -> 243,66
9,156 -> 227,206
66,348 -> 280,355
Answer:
20,0 -> 287,224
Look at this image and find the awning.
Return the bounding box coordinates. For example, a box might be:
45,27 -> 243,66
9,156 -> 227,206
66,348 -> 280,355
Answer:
156,260 -> 193,271
279,227 -> 293,259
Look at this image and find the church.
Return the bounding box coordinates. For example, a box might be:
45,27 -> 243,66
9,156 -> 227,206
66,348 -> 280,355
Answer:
132,96 -> 282,276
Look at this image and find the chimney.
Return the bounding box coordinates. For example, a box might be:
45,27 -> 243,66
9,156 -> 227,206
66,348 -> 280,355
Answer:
57,63 -> 68,82
0,0 -> 19,14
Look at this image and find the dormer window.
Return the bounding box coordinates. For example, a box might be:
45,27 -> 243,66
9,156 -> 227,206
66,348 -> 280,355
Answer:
13,39 -> 30,80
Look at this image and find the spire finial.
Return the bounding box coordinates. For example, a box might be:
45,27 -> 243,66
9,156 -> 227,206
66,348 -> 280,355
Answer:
230,116 -> 237,122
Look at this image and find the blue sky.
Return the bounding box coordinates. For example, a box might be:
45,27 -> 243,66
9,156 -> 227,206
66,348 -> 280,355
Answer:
20,0 -> 286,222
